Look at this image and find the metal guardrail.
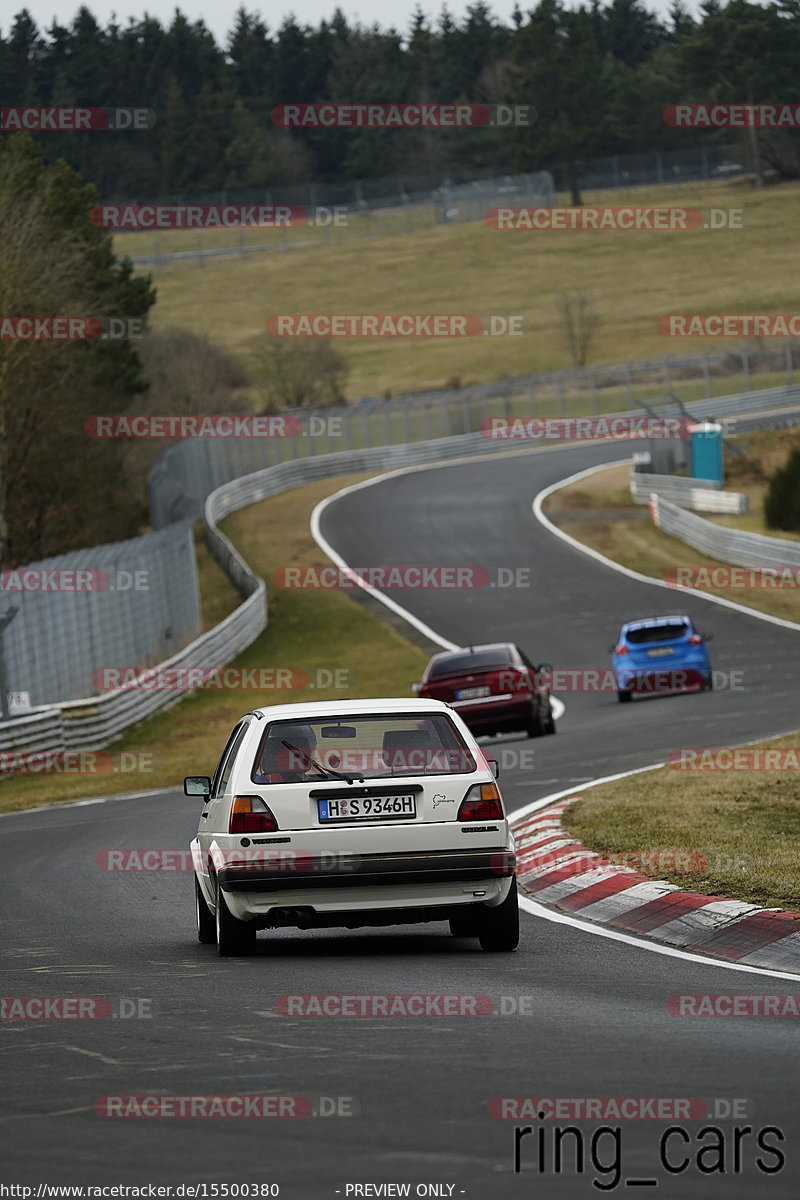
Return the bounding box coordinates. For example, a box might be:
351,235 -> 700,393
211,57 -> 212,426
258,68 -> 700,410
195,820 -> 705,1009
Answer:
630,464 -> 747,513
148,382 -> 800,528
4,383 -> 800,762
650,494 -> 800,569
0,432 -> 495,758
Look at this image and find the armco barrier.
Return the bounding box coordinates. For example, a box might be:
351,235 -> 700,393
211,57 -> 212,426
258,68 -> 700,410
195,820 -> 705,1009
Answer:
148,383 -> 800,529
4,383 -> 800,762
650,494 -> 800,570
0,433 -> 489,757
630,465 -> 747,513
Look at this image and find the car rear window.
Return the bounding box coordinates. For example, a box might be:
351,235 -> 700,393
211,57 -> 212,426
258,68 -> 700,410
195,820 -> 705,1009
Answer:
251,712 -> 477,783
626,622 -> 689,645
428,647 -> 514,680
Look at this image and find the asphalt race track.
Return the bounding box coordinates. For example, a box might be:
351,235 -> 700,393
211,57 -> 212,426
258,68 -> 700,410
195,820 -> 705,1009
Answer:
4,439 -> 800,1198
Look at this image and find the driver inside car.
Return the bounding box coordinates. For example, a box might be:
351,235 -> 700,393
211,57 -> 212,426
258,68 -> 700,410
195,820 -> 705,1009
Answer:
253,725 -> 318,783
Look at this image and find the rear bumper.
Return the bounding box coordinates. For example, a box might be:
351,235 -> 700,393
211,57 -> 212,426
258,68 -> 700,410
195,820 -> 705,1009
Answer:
218,846 -> 516,893
614,663 -> 708,692
452,693 -> 532,728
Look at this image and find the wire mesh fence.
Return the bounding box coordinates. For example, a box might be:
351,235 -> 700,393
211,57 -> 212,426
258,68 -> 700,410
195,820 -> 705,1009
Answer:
0,522 -> 201,712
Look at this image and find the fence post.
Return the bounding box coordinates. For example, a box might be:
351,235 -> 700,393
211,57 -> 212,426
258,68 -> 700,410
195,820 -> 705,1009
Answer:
742,346 -> 751,391
663,357 -> 671,396
557,374 -> 565,418
625,361 -> 635,408
703,351 -> 711,398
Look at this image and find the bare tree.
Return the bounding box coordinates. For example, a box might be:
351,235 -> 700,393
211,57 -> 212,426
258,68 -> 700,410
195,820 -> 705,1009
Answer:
556,291 -> 600,367
253,335 -> 348,412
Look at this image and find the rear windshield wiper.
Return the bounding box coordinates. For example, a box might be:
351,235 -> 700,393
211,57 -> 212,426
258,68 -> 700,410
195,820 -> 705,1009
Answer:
281,740 -> 365,784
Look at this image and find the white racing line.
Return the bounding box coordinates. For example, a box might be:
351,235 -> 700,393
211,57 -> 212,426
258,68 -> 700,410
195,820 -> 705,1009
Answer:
9,448 -> 799,981
532,458 -> 800,632
312,453 -> 800,981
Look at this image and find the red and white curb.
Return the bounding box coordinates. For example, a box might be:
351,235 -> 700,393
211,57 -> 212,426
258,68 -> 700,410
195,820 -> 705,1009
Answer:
512,799 -> 800,974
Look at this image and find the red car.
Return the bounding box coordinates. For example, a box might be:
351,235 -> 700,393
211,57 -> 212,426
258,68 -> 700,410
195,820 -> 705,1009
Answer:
414,642 -> 555,738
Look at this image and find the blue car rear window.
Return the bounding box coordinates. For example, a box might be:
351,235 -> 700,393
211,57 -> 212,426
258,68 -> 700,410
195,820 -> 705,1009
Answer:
625,623 -> 690,645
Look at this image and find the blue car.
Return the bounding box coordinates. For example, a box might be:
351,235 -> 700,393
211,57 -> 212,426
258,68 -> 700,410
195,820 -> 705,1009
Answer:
611,614 -> 713,704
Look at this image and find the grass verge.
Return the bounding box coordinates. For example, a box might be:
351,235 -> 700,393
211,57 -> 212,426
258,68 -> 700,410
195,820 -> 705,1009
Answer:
563,730 -> 800,911
124,178 -> 799,398
1,473 -> 428,813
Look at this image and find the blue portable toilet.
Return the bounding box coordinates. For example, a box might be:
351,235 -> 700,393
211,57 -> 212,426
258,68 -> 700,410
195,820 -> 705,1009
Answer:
688,421 -> 724,484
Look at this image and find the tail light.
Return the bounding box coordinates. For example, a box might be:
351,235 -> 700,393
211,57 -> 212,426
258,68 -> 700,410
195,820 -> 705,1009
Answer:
688,634 -> 702,645
457,782 -> 504,821
614,644 -> 629,656
229,795 -> 278,834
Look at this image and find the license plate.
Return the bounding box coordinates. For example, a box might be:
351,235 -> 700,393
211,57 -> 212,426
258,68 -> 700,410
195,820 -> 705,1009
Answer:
647,646 -> 674,657
456,686 -> 491,700
317,794 -> 416,822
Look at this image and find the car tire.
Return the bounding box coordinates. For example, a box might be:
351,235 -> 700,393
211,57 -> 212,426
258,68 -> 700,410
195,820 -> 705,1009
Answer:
449,912 -> 480,938
617,690 -> 632,704
704,673 -> 714,691
478,885 -> 520,952
543,701 -> 556,735
195,877 -> 216,944
525,702 -> 543,738
215,883 -> 256,957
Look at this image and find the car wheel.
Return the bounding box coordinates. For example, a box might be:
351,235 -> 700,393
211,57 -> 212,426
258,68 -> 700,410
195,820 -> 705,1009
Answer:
543,701 -> 556,735
617,690 -> 632,704
526,702 -> 543,738
704,673 -> 713,691
195,877 -> 216,944
449,912 -> 480,938
215,883 -> 256,957
478,885 -> 520,952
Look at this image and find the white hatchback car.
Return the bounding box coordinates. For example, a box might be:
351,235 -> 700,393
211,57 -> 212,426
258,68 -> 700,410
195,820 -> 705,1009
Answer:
186,697 -> 519,956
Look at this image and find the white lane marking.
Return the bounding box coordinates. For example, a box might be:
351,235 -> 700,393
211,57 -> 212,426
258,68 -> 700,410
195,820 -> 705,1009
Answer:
0,786 -> 176,820
518,891 -> 800,981
311,465 -> 570,717
532,458 -> 800,632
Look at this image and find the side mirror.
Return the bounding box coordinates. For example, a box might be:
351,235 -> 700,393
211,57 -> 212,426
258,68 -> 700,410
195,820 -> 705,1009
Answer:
703,633 -> 714,642
537,662 -> 553,671
184,775 -> 211,798
411,682 -> 421,694
487,757 -> 500,779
